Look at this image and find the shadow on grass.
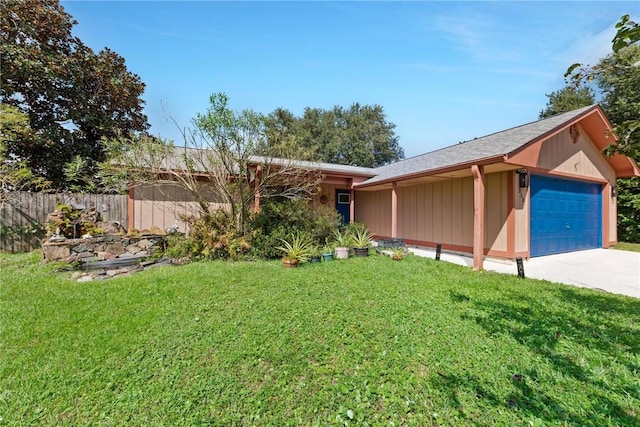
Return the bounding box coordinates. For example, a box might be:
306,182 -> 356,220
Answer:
452,287 -> 640,426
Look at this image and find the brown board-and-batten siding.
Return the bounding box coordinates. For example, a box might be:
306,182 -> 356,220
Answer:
354,172 -> 512,256
0,192 -> 128,253
130,182 -> 228,234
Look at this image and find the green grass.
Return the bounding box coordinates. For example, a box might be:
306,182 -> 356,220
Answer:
1,252 -> 639,426
614,241 -> 640,253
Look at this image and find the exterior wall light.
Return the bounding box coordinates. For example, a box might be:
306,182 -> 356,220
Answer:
517,169 -> 529,188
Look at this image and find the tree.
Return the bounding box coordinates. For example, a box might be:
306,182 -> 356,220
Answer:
105,93 -> 322,235
0,104 -> 48,207
565,15 -> 640,159
264,103 -> 404,168
539,86 -> 595,119
563,14 -> 640,242
596,44 -> 640,159
0,0 -> 149,189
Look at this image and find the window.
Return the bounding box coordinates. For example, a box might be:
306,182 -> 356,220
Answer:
337,193 -> 350,204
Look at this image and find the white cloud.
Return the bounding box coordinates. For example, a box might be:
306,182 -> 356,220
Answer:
561,22 -> 618,66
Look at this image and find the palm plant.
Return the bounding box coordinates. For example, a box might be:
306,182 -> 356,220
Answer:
350,227 -> 373,248
277,233 -> 314,263
332,229 -> 352,248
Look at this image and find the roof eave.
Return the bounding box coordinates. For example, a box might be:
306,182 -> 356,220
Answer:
354,155 -> 506,189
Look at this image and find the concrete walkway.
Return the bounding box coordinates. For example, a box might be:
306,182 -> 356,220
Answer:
407,247 -> 640,299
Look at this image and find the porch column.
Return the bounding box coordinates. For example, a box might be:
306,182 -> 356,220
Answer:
472,165 -> 485,271
391,181 -> 398,238
253,165 -> 262,214
603,182 -> 611,248
349,179 -> 355,224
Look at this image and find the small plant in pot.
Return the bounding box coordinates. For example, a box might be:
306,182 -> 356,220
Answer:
332,230 -> 351,259
390,246 -> 409,260
350,227 -> 373,257
321,244 -> 334,261
277,233 -> 313,267
309,246 -> 322,263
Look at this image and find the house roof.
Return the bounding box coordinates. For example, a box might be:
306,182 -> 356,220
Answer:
248,156 -> 376,177
123,145 -> 377,178
125,104 -> 638,185
358,105 -> 599,187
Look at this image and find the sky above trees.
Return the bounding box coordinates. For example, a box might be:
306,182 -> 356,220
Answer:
62,1 -> 639,158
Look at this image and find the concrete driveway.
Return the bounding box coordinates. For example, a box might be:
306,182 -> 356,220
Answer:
407,247 -> 640,298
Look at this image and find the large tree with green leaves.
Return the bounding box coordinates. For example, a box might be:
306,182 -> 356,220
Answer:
0,104 -> 48,207
539,86 -> 595,119
265,103 -> 404,168
0,0 -> 149,190
105,93 -> 321,235
563,14 -> 640,242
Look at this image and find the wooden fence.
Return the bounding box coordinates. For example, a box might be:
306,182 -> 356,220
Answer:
0,192 -> 128,253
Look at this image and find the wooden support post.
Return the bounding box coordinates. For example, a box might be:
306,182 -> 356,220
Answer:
472,165 -> 485,271
349,187 -> 355,224
391,182 -> 398,238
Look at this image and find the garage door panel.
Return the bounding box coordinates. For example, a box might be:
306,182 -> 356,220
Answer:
530,175 -> 601,257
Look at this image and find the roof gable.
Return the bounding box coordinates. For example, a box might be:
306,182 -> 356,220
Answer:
357,105 -> 638,187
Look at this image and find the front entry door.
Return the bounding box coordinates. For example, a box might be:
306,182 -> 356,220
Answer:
335,190 -> 351,224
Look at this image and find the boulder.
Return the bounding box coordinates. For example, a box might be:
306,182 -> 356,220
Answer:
43,244 -> 70,261
106,242 -> 125,255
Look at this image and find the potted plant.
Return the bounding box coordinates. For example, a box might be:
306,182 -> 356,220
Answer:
277,233 -> 313,267
350,227 -> 373,257
309,246 -> 322,263
332,230 -> 351,259
321,244 -> 334,261
390,246 -> 408,260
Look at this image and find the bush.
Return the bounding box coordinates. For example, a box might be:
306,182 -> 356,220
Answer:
250,198 -> 341,259
617,177 -> 640,243
168,209 -> 251,261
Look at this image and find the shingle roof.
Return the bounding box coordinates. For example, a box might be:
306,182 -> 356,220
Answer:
360,105 -> 597,186
248,156 -> 376,176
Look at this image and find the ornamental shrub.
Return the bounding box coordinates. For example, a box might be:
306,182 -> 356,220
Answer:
250,198 -> 341,259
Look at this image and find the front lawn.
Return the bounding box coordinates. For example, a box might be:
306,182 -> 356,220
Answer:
614,241 -> 640,253
1,252 -> 639,426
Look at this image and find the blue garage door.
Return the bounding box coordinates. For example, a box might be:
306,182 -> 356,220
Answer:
530,175 -> 602,257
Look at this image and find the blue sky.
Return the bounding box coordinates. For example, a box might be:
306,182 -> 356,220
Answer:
62,1 -> 639,158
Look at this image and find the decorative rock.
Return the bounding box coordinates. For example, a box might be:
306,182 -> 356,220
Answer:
106,242 -> 125,255
96,221 -> 126,235
43,230 -> 168,279
97,251 -> 116,260
125,244 -> 142,254
43,244 -> 71,261
117,252 -> 137,258
138,239 -> 152,249
65,255 -> 79,263
77,251 -> 94,258
71,243 -> 90,253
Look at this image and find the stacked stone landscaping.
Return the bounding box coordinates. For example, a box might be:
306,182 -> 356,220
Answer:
41,204 -> 174,282
42,235 -> 165,263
